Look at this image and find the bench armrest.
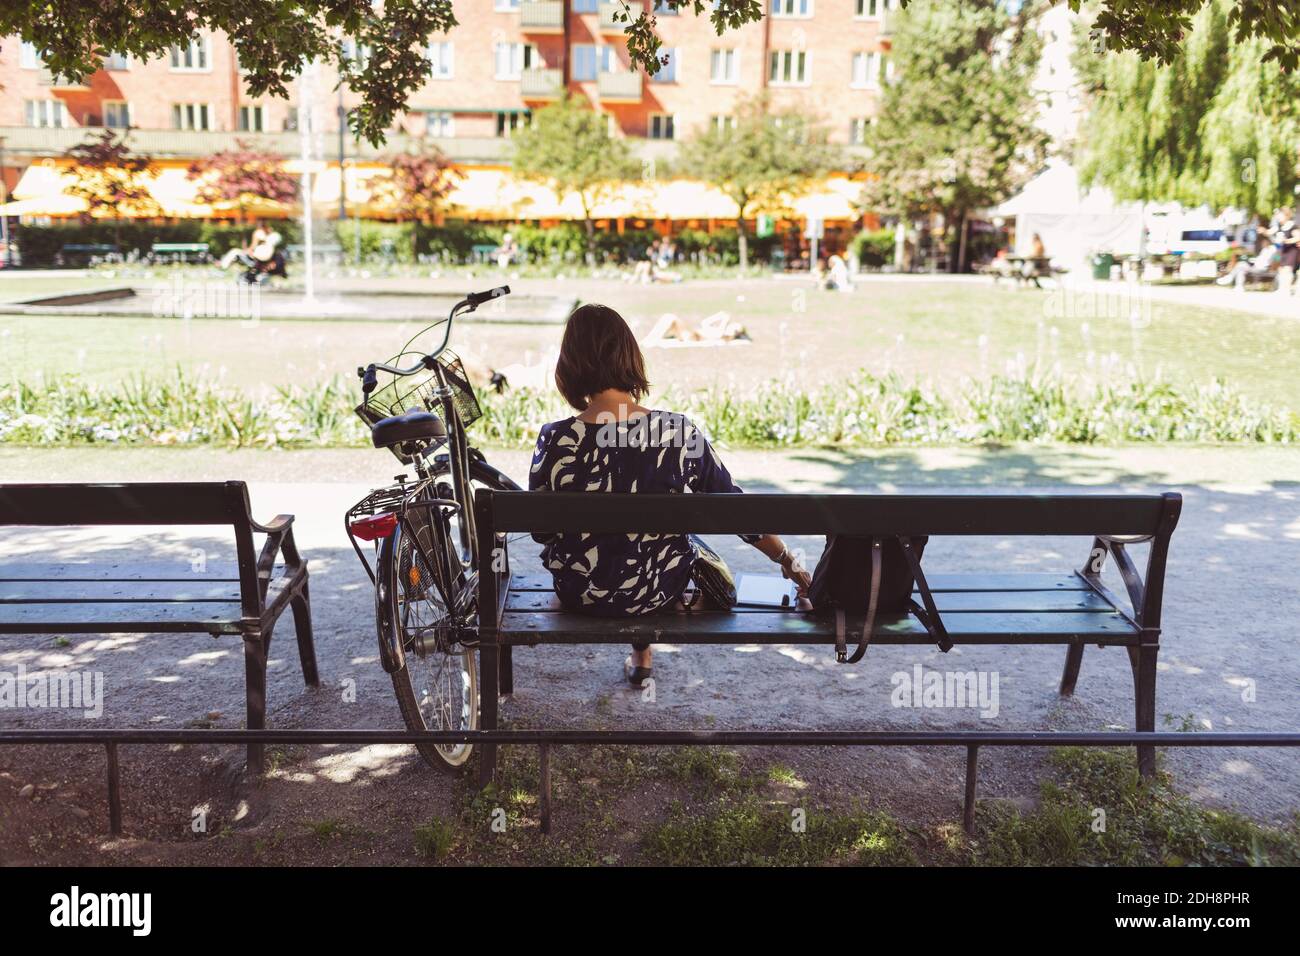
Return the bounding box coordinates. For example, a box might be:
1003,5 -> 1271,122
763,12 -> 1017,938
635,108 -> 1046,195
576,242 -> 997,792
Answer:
250,514 -> 295,535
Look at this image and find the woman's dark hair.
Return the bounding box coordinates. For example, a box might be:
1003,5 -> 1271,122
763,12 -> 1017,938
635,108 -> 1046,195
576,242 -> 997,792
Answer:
554,303 -> 650,410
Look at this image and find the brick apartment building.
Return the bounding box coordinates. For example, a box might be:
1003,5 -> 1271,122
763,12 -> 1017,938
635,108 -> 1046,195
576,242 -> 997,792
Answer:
0,0 -> 892,221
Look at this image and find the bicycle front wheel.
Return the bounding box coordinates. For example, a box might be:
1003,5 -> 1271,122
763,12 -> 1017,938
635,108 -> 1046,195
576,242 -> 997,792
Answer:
380,509 -> 478,773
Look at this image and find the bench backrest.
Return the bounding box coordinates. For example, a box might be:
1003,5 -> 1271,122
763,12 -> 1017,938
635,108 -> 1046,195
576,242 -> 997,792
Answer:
0,482 -> 264,618
477,491 -> 1180,537
0,482 -> 255,527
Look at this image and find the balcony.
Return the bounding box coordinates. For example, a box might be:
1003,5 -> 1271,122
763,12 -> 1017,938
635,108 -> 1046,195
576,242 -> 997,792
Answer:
520,1 -> 564,32
520,67 -> 564,100
597,70 -> 642,102
878,8 -> 894,39
599,1 -> 642,34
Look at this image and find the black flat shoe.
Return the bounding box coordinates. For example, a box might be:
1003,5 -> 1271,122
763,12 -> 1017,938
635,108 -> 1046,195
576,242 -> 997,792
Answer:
624,657 -> 653,687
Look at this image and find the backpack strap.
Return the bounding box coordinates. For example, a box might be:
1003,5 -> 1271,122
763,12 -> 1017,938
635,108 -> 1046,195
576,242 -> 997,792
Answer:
837,537 -> 881,663
900,536 -> 953,652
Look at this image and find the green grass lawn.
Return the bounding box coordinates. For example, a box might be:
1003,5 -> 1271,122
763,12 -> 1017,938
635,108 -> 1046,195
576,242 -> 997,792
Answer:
1,272 -> 1298,411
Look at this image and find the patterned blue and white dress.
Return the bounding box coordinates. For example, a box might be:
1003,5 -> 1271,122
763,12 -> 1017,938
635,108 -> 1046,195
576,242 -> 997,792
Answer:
529,410 -> 760,617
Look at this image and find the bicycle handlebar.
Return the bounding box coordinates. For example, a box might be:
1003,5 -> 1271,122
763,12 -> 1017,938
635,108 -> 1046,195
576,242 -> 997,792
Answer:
358,285 -> 510,393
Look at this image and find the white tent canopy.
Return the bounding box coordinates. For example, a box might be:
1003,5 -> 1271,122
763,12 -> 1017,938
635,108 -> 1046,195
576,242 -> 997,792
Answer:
991,159 -> 1146,271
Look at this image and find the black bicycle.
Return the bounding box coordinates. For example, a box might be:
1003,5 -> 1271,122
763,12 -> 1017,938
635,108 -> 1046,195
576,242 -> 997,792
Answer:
346,286 -> 521,773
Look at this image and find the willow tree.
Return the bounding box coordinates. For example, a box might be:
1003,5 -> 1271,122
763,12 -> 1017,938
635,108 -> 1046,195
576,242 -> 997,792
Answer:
1076,0 -> 1300,215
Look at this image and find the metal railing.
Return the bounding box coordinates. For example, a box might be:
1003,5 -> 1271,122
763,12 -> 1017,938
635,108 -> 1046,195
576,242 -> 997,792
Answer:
2,727 -> 1296,838
520,0 -> 565,29
597,70 -> 643,101
600,1 -> 643,33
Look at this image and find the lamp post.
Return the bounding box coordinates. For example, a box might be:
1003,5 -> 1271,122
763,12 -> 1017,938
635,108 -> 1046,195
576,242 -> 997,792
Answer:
0,136 -> 10,268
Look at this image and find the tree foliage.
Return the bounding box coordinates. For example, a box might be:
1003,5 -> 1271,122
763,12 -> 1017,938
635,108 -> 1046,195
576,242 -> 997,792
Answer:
6,1 -> 1293,147
1075,0 -> 1300,215
63,129 -> 159,222
372,137 -> 461,225
677,95 -> 839,268
509,95 -> 636,262
187,141 -> 298,214
860,0 -> 1048,268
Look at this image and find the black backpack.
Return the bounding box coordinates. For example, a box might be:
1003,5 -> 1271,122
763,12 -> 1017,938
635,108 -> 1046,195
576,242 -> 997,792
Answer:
807,535 -> 952,663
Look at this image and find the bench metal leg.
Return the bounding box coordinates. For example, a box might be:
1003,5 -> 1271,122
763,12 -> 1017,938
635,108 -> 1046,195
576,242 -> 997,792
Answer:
963,745 -> 979,836
477,643 -> 499,789
500,645 -> 514,696
538,743 -> 552,835
1128,643 -> 1158,778
290,581 -> 320,688
244,631 -> 268,774
105,743 -> 123,836
1058,643 -> 1084,696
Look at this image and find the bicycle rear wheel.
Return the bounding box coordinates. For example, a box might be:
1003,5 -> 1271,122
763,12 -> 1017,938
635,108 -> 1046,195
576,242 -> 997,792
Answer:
381,507 -> 478,772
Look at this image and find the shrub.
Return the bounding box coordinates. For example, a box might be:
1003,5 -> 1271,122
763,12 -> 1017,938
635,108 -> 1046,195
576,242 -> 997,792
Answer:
850,228 -> 895,269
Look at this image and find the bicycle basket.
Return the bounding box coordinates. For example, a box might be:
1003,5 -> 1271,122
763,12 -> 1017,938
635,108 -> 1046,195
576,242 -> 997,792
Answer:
356,350 -> 482,433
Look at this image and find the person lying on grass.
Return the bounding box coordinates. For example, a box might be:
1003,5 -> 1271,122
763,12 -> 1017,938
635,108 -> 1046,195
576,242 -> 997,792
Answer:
528,303 -> 811,687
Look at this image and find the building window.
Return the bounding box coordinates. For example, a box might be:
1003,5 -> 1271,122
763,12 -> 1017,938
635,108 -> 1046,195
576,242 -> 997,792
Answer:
172,103 -> 211,130
856,0 -> 890,18
851,51 -> 882,88
573,44 -> 598,81
495,0 -> 521,9
426,111 -> 454,137
711,115 -> 736,133
19,42 -> 41,69
494,43 -> 536,80
283,108 -> 299,132
102,52 -> 130,70
649,113 -> 675,140
342,38 -> 372,67
573,0 -> 598,11
771,0 -> 813,18
427,41 -> 454,79
652,47 -> 677,83
170,36 -> 210,71
850,118 -> 871,144
104,100 -> 131,128
496,111 -> 529,137
238,105 -> 264,132
769,50 -> 809,85
24,99 -> 64,128
653,0 -> 679,13
710,48 -> 738,84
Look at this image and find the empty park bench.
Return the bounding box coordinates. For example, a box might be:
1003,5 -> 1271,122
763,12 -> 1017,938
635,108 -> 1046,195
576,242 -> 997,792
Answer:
473,490 -> 1182,788
58,243 -> 118,266
0,481 -> 318,773
150,242 -> 210,264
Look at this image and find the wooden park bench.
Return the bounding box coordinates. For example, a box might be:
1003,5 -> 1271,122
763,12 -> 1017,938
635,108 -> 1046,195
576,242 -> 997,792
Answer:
58,243 -> 118,266
473,491 -> 1182,787
0,481 -> 318,773
149,242 -> 211,263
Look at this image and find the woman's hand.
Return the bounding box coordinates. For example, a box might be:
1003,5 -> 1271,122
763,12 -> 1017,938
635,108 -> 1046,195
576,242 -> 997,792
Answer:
777,550 -> 812,596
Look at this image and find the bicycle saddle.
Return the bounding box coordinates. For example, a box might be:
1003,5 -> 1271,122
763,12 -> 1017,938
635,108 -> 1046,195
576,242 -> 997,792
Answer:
370,410 -> 446,449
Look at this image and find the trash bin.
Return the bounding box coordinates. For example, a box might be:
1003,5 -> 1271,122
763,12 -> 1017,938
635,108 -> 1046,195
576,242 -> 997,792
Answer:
1091,253 -> 1114,280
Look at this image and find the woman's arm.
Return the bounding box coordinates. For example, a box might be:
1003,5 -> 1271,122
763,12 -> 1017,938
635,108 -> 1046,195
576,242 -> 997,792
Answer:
750,533 -> 812,595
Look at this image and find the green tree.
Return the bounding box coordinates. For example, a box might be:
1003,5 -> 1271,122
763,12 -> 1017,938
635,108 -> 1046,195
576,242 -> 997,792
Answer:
187,141 -> 299,217
860,0 -> 1048,272
1075,0 -> 1300,215
509,95 -> 636,265
677,95 -> 839,269
8,2 -> 1293,145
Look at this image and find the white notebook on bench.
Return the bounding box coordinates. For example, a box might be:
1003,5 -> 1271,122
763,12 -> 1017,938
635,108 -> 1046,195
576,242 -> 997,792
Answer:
735,573 -> 798,608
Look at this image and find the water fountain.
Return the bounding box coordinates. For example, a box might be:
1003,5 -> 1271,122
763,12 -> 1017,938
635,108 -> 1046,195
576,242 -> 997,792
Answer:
296,58 -> 322,303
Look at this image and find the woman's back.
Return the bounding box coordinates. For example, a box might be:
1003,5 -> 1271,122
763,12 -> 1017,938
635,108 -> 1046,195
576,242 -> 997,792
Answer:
529,410 -> 747,615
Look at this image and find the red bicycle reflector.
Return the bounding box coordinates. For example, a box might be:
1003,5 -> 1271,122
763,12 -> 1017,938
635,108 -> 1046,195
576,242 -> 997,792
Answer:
349,513 -> 398,541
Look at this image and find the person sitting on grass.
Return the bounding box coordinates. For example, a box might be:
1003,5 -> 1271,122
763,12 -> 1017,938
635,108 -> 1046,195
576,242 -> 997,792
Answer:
528,303 -> 810,687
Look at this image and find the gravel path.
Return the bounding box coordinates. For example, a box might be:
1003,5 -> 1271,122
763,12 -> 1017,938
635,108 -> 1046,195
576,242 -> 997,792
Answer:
1,444 -> 1297,860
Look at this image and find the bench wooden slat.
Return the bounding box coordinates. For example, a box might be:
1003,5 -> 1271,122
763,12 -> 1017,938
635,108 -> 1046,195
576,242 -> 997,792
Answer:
0,581 -> 242,602
504,587 -> 1116,614
0,482 -> 251,526
505,571 -> 1091,595
482,491 -> 1176,537
0,560 -> 247,581
498,608 -> 1135,645
0,600 -> 245,634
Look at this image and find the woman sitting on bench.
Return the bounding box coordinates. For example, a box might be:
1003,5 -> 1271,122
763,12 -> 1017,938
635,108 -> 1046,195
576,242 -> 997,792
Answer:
529,304 -> 811,687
